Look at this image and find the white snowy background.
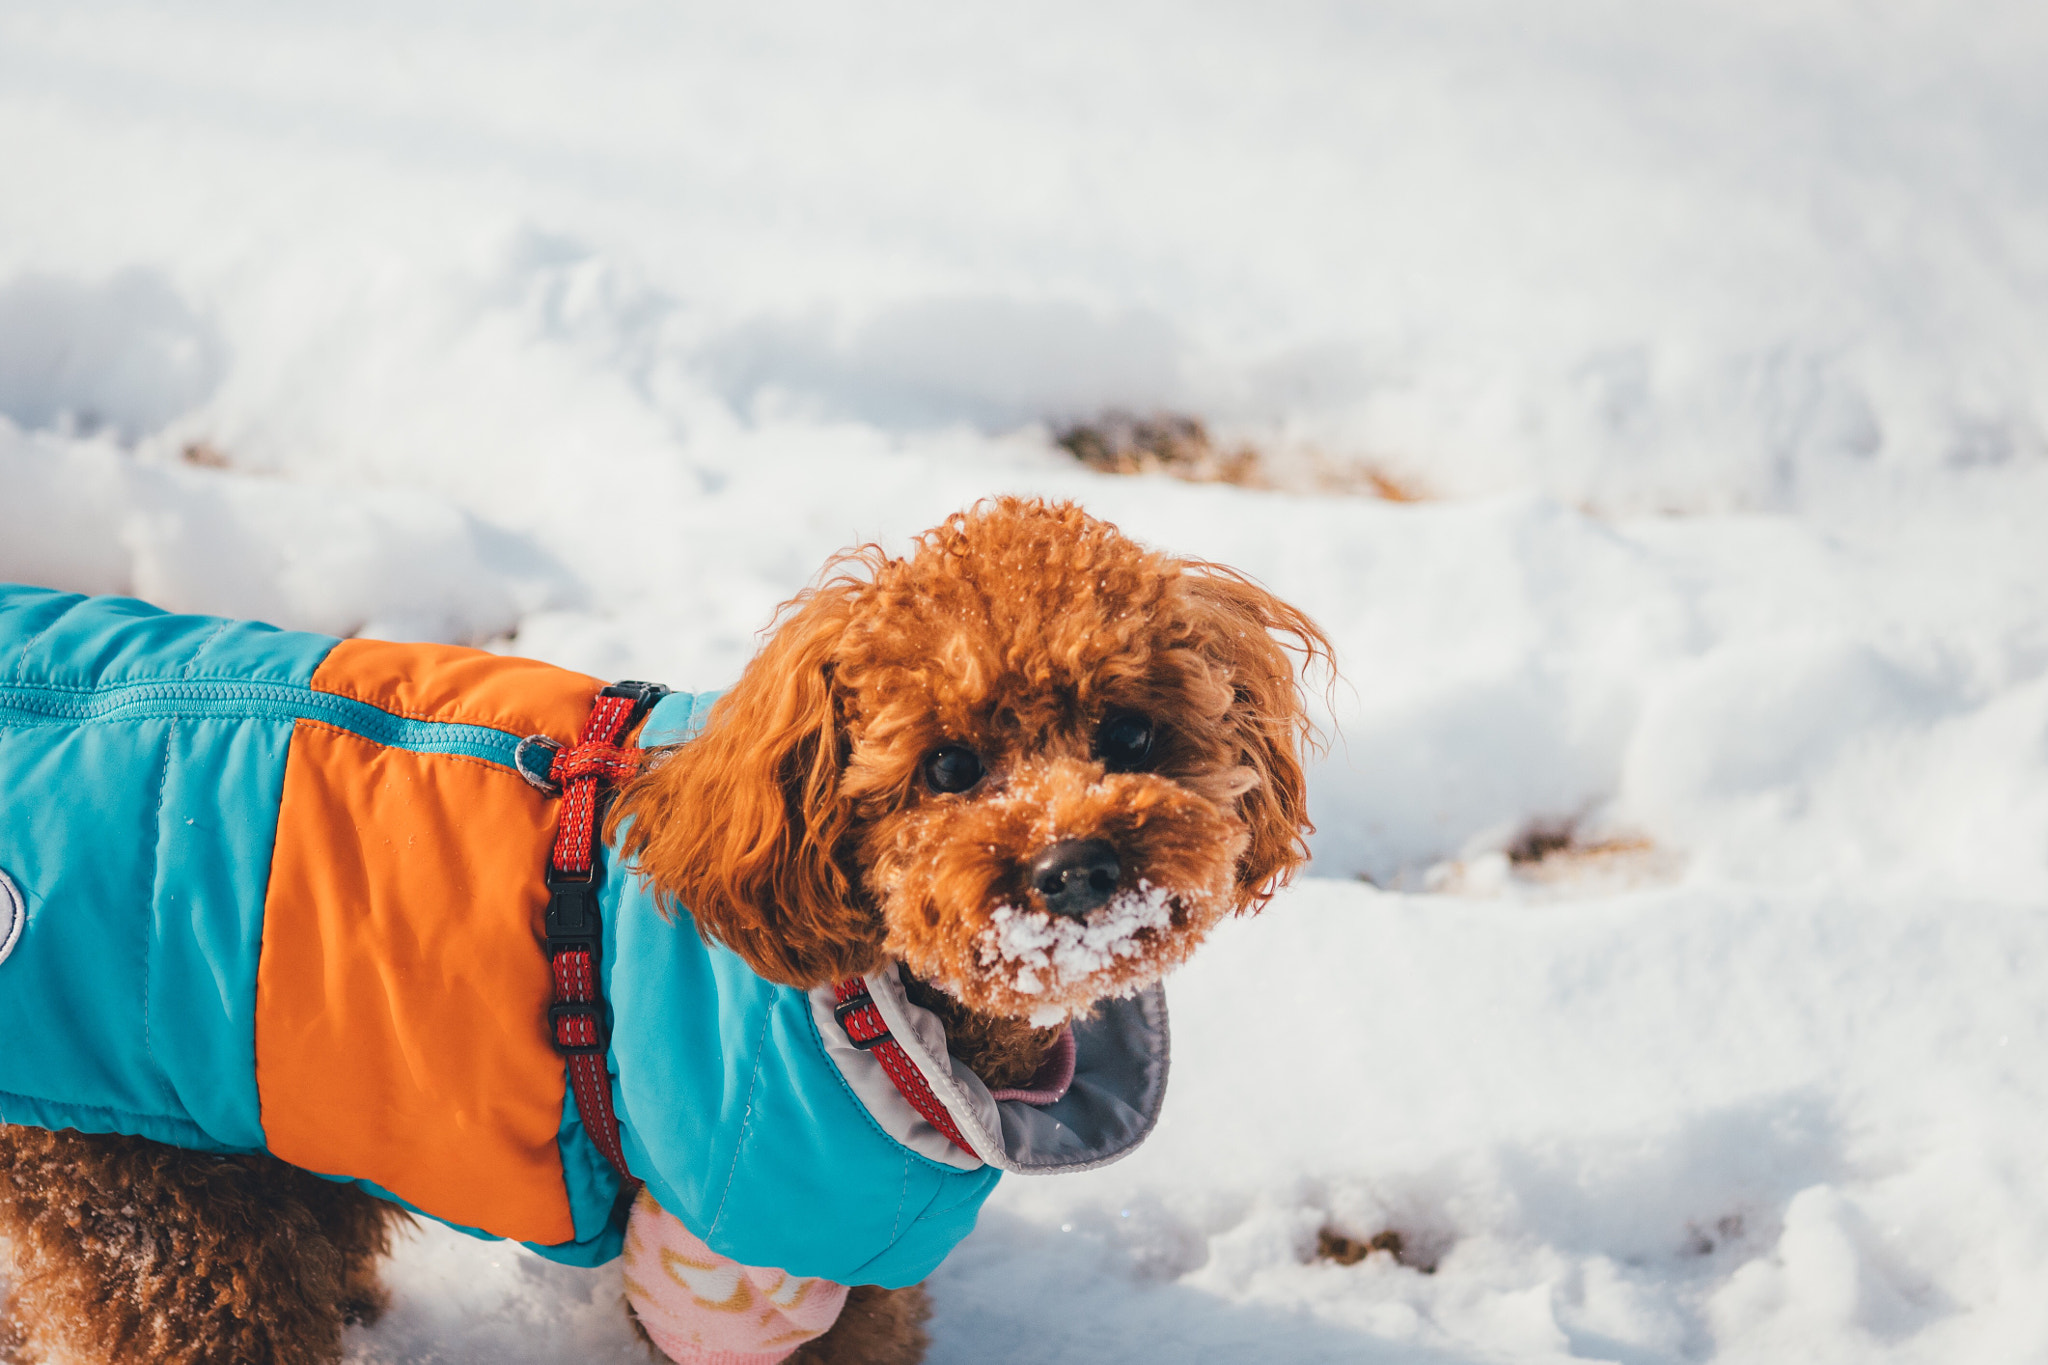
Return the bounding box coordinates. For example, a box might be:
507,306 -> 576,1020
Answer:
4,1 -> 2048,1360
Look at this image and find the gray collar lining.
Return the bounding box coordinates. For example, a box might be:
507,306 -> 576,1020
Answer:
807,963 -> 1171,1175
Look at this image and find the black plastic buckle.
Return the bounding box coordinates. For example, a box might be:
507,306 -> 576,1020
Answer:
545,868 -> 605,1056
544,871 -> 601,954
833,990 -> 892,1051
602,680 -> 671,727
548,1000 -> 609,1055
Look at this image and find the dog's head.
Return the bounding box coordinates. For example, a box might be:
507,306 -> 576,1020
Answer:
611,497 -> 1329,1024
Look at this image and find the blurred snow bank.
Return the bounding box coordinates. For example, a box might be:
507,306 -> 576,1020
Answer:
1089,482 -> 2048,897
0,422 -> 570,642
0,269 -> 224,442
5,3 -> 2045,518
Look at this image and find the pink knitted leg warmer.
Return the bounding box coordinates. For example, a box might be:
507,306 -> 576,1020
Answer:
623,1190 -> 850,1365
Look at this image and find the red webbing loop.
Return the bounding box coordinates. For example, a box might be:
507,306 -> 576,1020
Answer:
832,978 -> 977,1158
549,693 -> 639,876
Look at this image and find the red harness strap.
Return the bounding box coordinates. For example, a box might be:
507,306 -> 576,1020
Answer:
832,978 -> 977,1158
538,680 -> 668,1180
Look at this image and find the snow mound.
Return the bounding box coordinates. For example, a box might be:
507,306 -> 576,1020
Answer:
0,421 -> 571,643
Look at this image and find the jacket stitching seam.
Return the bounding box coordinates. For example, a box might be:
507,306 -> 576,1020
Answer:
706,1012 -> 772,1239
889,1154 -> 911,1243
179,620 -> 234,678
142,726 -> 180,1110
0,1086 -> 219,1124
8,601 -> 71,684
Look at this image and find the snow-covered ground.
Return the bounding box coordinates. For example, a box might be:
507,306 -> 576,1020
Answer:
5,2 -> 2048,1360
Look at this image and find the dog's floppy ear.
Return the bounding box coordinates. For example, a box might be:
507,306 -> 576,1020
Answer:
608,577 -> 884,987
1180,564 -> 1333,913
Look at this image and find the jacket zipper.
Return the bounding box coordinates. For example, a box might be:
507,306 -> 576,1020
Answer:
0,678 -> 526,768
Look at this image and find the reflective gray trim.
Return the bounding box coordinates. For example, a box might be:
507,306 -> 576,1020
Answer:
0,867 -> 20,966
812,963 -> 1171,1176
806,971 -> 985,1172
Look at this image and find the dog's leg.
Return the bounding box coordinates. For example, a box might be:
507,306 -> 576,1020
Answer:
301,1165 -> 410,1331
0,1125 -> 407,1365
785,1283 -> 932,1365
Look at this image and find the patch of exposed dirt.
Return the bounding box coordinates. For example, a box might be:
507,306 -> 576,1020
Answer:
1425,821 -> 1682,897
1509,826 -> 1675,889
1056,411 -> 1425,502
1315,1226 -> 1435,1273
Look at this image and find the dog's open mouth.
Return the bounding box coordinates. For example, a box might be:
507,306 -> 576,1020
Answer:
973,880 -> 1212,1025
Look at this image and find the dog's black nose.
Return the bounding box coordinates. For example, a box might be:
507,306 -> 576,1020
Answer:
1028,840 -> 1122,919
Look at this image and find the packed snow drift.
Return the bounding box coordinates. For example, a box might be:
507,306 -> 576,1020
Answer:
3,1 -> 2046,1360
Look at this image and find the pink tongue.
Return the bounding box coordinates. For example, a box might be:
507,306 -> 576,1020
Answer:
987,1026 -> 1078,1105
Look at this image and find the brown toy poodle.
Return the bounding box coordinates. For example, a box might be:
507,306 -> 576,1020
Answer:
0,497 -> 1327,1364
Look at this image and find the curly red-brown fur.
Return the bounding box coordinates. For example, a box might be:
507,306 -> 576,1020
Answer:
0,1125 -> 409,1365
608,569 -> 888,987
611,496 -> 1331,1022
788,1283 -> 931,1365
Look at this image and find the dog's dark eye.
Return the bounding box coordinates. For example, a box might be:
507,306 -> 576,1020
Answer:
923,745 -> 984,793
1096,713 -> 1155,771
